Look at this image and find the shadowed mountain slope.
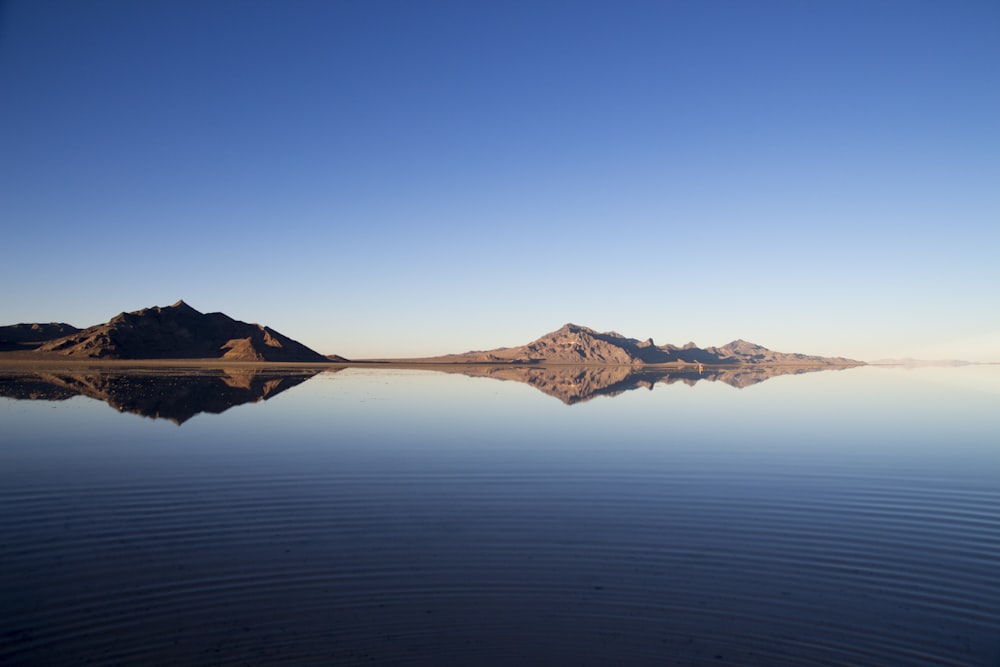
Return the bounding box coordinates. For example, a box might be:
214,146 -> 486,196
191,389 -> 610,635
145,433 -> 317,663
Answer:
0,323 -> 82,351
30,301 -> 329,362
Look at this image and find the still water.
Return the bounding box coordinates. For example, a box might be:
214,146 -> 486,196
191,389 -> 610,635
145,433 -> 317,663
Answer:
1,364 -> 998,665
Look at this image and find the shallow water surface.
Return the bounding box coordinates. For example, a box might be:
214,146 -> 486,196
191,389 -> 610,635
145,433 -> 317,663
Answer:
1,365 -> 998,665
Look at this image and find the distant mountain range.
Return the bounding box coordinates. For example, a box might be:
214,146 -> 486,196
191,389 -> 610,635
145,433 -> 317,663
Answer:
0,300 -> 329,362
413,323 -> 862,367
1,304 -> 862,366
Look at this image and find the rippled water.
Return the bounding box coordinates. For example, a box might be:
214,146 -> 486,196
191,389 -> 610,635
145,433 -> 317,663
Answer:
1,365 -> 998,665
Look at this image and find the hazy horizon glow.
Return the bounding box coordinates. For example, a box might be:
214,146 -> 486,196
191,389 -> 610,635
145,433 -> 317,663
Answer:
2,1 -> 998,361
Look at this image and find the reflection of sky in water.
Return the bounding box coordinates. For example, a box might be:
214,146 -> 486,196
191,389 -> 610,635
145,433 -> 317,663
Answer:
284,366 -> 999,462
2,365 -> 998,666
5,365 -> 995,484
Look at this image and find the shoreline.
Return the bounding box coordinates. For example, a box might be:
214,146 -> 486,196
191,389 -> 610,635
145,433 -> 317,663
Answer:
0,354 -> 866,372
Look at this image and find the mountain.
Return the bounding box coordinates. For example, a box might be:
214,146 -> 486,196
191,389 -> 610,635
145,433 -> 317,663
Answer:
697,339 -> 860,366
0,323 -> 82,351
424,323 -> 862,367
29,300 -> 329,362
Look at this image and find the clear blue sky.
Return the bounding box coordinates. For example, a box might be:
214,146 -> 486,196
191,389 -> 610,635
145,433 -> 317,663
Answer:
2,0 -> 998,361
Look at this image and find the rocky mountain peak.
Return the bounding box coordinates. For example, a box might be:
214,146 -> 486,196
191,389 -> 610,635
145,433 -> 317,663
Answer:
33,302 -> 328,362
426,325 -> 862,367
556,323 -> 596,336
721,339 -> 769,353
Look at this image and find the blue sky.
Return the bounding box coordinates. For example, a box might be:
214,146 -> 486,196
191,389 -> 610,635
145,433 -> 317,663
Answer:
2,0 -> 998,361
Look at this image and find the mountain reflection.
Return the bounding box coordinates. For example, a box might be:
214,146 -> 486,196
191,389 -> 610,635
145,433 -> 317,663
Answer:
440,364 -> 842,404
0,368 -> 322,424
0,364 -> 855,418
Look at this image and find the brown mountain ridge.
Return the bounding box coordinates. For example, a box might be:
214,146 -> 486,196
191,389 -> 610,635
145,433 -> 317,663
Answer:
3,307 -> 862,366
8,301 -> 329,362
419,323 -> 862,367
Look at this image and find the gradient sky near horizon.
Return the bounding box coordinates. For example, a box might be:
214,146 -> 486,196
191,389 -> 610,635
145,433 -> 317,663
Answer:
2,0 -> 998,361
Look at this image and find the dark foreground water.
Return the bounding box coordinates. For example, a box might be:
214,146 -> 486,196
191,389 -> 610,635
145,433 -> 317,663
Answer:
1,365 -> 998,666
